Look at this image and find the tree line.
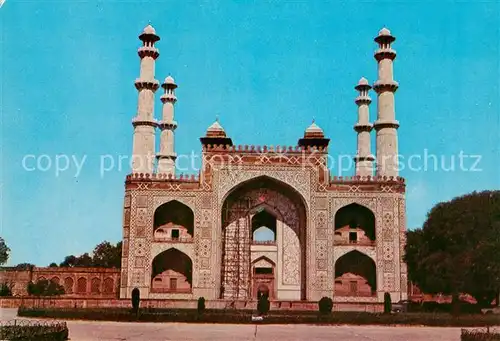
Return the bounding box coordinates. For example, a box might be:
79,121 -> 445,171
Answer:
0,240 -> 122,269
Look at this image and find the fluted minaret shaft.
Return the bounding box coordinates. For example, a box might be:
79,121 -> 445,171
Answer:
373,28 -> 400,177
157,77 -> 178,175
354,78 -> 374,177
131,25 -> 160,174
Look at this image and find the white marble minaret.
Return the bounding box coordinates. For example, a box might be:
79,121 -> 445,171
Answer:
157,76 -> 178,175
131,24 -> 160,174
354,77 -> 374,177
373,28 -> 400,177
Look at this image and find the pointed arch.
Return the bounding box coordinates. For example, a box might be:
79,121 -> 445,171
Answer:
334,250 -> 377,296
64,277 -> 74,294
91,277 -> 101,294
76,277 -> 87,294
334,202 -> 376,241
103,278 -> 114,294
221,175 -> 308,212
220,174 -> 307,300
252,255 -> 276,267
251,207 -> 277,243
153,199 -> 194,238
151,248 -> 193,293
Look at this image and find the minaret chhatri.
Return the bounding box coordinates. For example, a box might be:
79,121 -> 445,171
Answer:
157,76 -> 178,175
354,77 -> 375,176
131,24 -> 160,174
373,28 -> 400,177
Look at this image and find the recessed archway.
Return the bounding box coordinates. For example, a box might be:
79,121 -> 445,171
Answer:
220,175 -> 307,300
334,203 -> 376,244
153,200 -> 194,240
151,248 -> 193,293
334,250 -> 376,297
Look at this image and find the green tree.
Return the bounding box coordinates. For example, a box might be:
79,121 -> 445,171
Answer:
0,237 -> 11,265
92,241 -> 122,268
405,190 -> 500,309
74,253 -> 93,267
57,241 -> 122,268
15,263 -> 34,270
59,255 -> 77,267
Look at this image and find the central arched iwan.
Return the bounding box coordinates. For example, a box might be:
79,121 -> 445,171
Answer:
220,175 -> 307,301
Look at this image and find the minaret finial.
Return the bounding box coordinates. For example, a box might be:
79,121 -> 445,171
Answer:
216,114 -> 219,122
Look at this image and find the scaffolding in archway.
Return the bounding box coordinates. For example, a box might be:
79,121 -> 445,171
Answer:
221,197 -> 252,303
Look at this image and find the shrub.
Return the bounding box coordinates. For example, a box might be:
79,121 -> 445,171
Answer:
0,320 -> 69,340
16,308 -> 500,326
197,297 -> 206,314
0,282 -> 12,297
318,297 -> 333,314
26,279 -> 65,297
257,295 -> 270,316
131,288 -> 140,314
461,329 -> 500,341
384,292 -> 392,314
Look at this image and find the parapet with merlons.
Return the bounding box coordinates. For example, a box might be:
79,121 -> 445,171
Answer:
125,172 -> 201,190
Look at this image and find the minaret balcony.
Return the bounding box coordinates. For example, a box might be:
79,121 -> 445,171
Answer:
353,123 -> 373,133
353,155 -> 375,162
373,119 -> 400,130
132,118 -> 157,127
160,94 -> 177,103
157,121 -> 178,130
374,48 -> 396,61
373,80 -> 399,93
138,46 -> 160,59
134,79 -> 160,91
355,96 -> 372,105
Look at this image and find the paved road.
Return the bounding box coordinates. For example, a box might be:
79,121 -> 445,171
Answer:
0,308 -> 470,341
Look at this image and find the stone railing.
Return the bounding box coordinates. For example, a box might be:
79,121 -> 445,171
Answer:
330,175 -> 405,183
251,240 -> 277,246
333,240 -> 376,246
153,236 -> 194,243
149,288 -> 192,294
127,173 -> 199,182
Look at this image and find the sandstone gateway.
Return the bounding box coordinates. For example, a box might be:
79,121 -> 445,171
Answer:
119,25 -> 407,308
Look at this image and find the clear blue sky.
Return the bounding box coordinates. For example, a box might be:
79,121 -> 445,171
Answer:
1,1 -> 499,266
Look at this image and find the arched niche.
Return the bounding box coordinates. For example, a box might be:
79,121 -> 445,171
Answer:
334,250 -> 376,297
151,248 -> 193,293
334,203 -> 376,244
153,200 -> 194,240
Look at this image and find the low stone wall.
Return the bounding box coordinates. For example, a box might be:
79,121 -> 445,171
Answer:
0,297 -> 383,312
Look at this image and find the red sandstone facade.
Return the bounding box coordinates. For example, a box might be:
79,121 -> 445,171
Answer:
0,267 -> 120,298
118,26 -> 407,308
